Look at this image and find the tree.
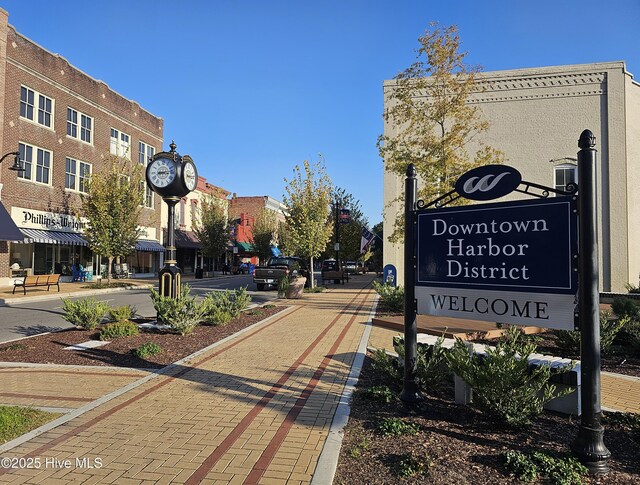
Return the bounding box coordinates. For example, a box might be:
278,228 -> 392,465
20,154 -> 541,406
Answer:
251,207 -> 278,264
283,160 -> 333,288
323,187 -> 369,262
80,156 -> 144,285
379,22 -> 505,243
193,194 -> 229,265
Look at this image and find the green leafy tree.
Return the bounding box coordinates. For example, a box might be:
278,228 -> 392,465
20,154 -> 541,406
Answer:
379,22 -> 505,242
251,208 -> 278,264
283,159 -> 333,288
323,187 -> 369,262
193,194 -> 229,264
80,156 -> 144,285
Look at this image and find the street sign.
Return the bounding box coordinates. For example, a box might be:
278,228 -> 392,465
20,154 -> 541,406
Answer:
415,197 -> 578,330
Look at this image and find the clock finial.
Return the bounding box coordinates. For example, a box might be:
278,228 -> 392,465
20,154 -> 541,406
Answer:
169,140 -> 177,153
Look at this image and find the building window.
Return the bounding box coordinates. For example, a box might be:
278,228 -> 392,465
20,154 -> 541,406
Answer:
138,142 -> 156,208
67,108 -> 93,144
110,128 -> 130,158
66,157 -> 91,193
554,165 -> 577,194
20,86 -> 54,128
19,142 -> 51,185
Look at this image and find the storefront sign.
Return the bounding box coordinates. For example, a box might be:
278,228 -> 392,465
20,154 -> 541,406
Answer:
415,197 -> 578,330
12,207 -> 87,233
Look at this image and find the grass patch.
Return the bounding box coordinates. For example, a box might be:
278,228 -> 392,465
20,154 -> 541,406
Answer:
304,286 -> 325,293
0,344 -> 27,352
82,282 -> 132,289
0,406 -> 59,443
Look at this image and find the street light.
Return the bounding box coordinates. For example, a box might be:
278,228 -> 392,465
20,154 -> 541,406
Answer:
0,151 -> 25,172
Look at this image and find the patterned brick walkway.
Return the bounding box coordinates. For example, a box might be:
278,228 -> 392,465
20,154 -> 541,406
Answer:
0,277 -> 377,484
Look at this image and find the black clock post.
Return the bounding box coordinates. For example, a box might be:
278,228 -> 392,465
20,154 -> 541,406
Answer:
145,141 -> 198,298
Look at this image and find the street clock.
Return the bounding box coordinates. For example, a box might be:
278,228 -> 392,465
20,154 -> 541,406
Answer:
145,141 -> 197,198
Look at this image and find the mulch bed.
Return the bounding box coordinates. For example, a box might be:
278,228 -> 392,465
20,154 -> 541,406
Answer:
334,355 -> 640,485
0,305 -> 286,369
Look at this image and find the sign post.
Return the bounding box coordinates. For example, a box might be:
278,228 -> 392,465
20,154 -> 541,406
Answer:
570,130 -> 610,473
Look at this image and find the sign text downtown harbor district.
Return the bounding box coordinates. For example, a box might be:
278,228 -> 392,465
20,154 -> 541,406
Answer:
415,197 -> 578,330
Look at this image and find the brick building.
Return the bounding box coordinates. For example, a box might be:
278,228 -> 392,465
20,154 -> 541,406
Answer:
160,176 -> 230,274
228,195 -> 287,266
0,9 -> 164,283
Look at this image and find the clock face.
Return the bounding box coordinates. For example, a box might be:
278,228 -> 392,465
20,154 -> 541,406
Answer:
184,162 -> 197,191
148,158 -> 176,188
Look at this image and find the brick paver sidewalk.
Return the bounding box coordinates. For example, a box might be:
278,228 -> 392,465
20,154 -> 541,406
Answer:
0,276 -> 377,484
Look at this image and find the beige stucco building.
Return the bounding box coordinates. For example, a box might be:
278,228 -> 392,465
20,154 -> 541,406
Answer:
383,61 -> 640,292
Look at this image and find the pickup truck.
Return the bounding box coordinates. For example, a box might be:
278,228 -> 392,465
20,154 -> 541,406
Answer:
253,256 -> 309,290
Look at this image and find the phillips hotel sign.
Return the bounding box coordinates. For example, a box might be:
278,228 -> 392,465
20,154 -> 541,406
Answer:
415,166 -> 578,331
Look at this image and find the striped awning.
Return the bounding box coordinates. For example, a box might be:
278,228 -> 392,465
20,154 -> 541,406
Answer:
136,239 -> 165,252
20,228 -> 88,246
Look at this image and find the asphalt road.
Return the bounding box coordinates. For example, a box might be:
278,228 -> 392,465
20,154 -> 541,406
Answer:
0,274 -> 280,344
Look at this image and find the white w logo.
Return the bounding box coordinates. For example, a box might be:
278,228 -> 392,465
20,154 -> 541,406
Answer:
462,173 -> 510,194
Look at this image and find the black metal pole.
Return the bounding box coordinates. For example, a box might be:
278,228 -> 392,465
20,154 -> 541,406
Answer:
400,164 -> 423,403
334,202 -> 340,265
571,129 -> 610,474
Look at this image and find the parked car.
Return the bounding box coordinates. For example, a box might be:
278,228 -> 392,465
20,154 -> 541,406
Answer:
321,259 -> 339,272
253,256 -> 309,290
344,261 -> 360,274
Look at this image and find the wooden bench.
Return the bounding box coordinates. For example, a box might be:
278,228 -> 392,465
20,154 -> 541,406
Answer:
321,270 -> 350,285
12,274 -> 61,295
390,333 -> 581,415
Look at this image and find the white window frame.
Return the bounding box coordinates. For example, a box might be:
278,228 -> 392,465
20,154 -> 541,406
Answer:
554,164 -> 577,194
110,128 -> 131,159
18,142 -> 52,186
138,141 -> 156,208
65,157 -> 91,193
67,107 -> 93,144
20,85 -> 54,129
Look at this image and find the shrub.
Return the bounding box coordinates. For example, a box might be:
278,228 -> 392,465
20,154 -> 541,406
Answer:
370,348 -> 402,382
372,280 -> 404,313
149,284 -> 206,335
201,288 -> 251,326
377,417 -> 420,436
622,322 -> 640,356
109,305 -> 137,323
99,321 -> 140,341
395,452 -> 430,478
447,326 -> 573,427
61,297 -> 110,330
277,274 -> 289,297
504,450 -> 587,484
611,297 -> 640,321
552,311 -> 628,355
359,385 -> 396,403
394,335 -> 450,390
133,342 -> 162,359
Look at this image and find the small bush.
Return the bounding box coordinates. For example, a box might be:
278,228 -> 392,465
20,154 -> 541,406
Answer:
201,288 -> 252,326
109,305 -> 137,323
552,311 -> 628,355
370,348 -> 402,382
611,297 -> 640,321
149,285 -> 206,335
133,342 -> 162,359
372,280 -> 404,313
504,450 -> 588,484
395,452 -> 430,478
622,322 -> 640,356
359,385 -> 396,403
99,321 -> 140,341
61,297 -> 110,330
377,417 -> 420,436
394,335 -> 450,390
304,286 -> 325,293
277,275 -> 289,297
447,326 -> 573,427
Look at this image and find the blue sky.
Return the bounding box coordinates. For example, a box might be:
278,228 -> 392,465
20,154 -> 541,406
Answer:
2,1 -> 638,225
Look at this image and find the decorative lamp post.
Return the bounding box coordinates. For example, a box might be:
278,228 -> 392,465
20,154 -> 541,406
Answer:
145,141 -> 198,298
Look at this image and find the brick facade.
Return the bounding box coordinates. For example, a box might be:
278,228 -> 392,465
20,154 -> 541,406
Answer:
0,9 -> 163,278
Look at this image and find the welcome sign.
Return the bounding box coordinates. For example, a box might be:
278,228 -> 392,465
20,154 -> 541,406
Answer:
415,166 -> 578,330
